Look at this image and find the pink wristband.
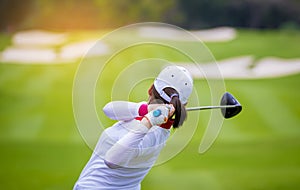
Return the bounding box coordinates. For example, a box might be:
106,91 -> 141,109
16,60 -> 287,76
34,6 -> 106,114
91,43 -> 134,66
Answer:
138,104 -> 148,116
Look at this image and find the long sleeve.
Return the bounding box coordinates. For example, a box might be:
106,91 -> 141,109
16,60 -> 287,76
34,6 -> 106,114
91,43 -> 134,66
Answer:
104,120 -> 149,168
104,120 -> 170,169
103,101 -> 148,121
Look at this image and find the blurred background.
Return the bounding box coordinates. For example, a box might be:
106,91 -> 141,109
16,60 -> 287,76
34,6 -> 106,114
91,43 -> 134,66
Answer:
0,0 -> 300,189
1,0 -> 300,31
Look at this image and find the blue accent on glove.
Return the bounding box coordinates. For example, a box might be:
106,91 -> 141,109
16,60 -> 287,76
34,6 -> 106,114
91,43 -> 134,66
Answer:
153,109 -> 161,117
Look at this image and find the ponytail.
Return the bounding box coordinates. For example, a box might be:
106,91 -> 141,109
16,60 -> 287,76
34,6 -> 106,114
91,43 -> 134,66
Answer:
165,88 -> 187,128
170,95 -> 186,128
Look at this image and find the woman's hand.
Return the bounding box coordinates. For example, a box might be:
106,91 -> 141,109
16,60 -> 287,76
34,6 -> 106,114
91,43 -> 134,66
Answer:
142,104 -> 175,128
165,104 -> 175,118
148,104 -> 175,118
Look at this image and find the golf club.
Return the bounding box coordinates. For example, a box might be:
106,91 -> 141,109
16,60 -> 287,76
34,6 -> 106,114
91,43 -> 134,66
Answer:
186,92 -> 242,119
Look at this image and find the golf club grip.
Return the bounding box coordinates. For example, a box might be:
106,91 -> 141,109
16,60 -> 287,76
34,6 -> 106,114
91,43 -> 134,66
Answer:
186,105 -> 238,111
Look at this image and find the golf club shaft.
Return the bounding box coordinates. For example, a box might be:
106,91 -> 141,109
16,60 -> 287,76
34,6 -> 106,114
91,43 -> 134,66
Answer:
186,105 -> 238,111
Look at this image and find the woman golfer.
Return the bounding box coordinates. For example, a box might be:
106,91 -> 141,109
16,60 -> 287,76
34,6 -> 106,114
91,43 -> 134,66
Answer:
74,66 -> 193,190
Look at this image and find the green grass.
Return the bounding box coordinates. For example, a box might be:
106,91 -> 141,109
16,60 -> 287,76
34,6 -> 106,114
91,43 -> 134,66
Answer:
144,137 -> 300,190
0,33 -> 12,51
0,141 -> 90,190
0,29 -> 300,189
206,29 -> 300,60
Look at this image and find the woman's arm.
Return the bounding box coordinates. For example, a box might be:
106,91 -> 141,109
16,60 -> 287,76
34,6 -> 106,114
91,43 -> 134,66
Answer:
104,121 -> 149,169
103,101 -> 148,121
104,105 -> 173,169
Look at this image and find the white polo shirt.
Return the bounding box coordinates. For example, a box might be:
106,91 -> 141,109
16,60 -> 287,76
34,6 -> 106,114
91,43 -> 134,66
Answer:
74,102 -> 170,190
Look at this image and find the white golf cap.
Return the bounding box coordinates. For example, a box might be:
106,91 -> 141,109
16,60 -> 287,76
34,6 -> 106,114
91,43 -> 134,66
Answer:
154,66 -> 193,104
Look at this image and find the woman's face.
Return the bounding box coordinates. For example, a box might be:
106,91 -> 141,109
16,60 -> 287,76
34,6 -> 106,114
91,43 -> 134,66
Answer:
147,94 -> 159,104
147,90 -> 164,105
147,85 -> 155,104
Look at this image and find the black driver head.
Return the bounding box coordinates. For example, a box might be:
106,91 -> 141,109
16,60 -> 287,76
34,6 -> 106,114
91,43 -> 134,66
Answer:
220,92 -> 242,119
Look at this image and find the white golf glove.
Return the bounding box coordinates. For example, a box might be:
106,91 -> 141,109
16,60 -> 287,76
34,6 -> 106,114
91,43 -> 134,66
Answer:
144,105 -> 172,126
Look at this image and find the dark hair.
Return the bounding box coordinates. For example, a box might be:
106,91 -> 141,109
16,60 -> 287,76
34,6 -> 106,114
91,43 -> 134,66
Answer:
148,85 -> 187,128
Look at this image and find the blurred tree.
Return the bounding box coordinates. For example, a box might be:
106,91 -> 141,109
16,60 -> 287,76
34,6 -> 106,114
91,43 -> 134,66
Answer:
0,0 -> 299,31
0,0 -> 34,32
226,0 -> 300,28
28,0 -> 101,30
93,0 -> 184,28
2,0 -> 182,31
179,0 -> 300,29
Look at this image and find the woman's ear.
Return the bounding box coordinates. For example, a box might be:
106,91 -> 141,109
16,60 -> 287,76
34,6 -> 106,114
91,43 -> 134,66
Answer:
148,84 -> 154,96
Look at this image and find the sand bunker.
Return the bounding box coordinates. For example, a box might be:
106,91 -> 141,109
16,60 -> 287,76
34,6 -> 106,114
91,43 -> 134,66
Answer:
59,40 -> 109,60
139,26 -> 236,42
1,47 -> 57,64
179,56 -> 300,79
0,30 -> 109,63
253,57 -> 300,78
1,29 -> 299,79
191,27 -> 236,42
0,41 -> 109,63
13,30 -> 67,47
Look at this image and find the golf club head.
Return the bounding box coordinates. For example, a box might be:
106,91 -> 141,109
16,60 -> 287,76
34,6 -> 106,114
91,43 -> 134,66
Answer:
220,92 -> 242,119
